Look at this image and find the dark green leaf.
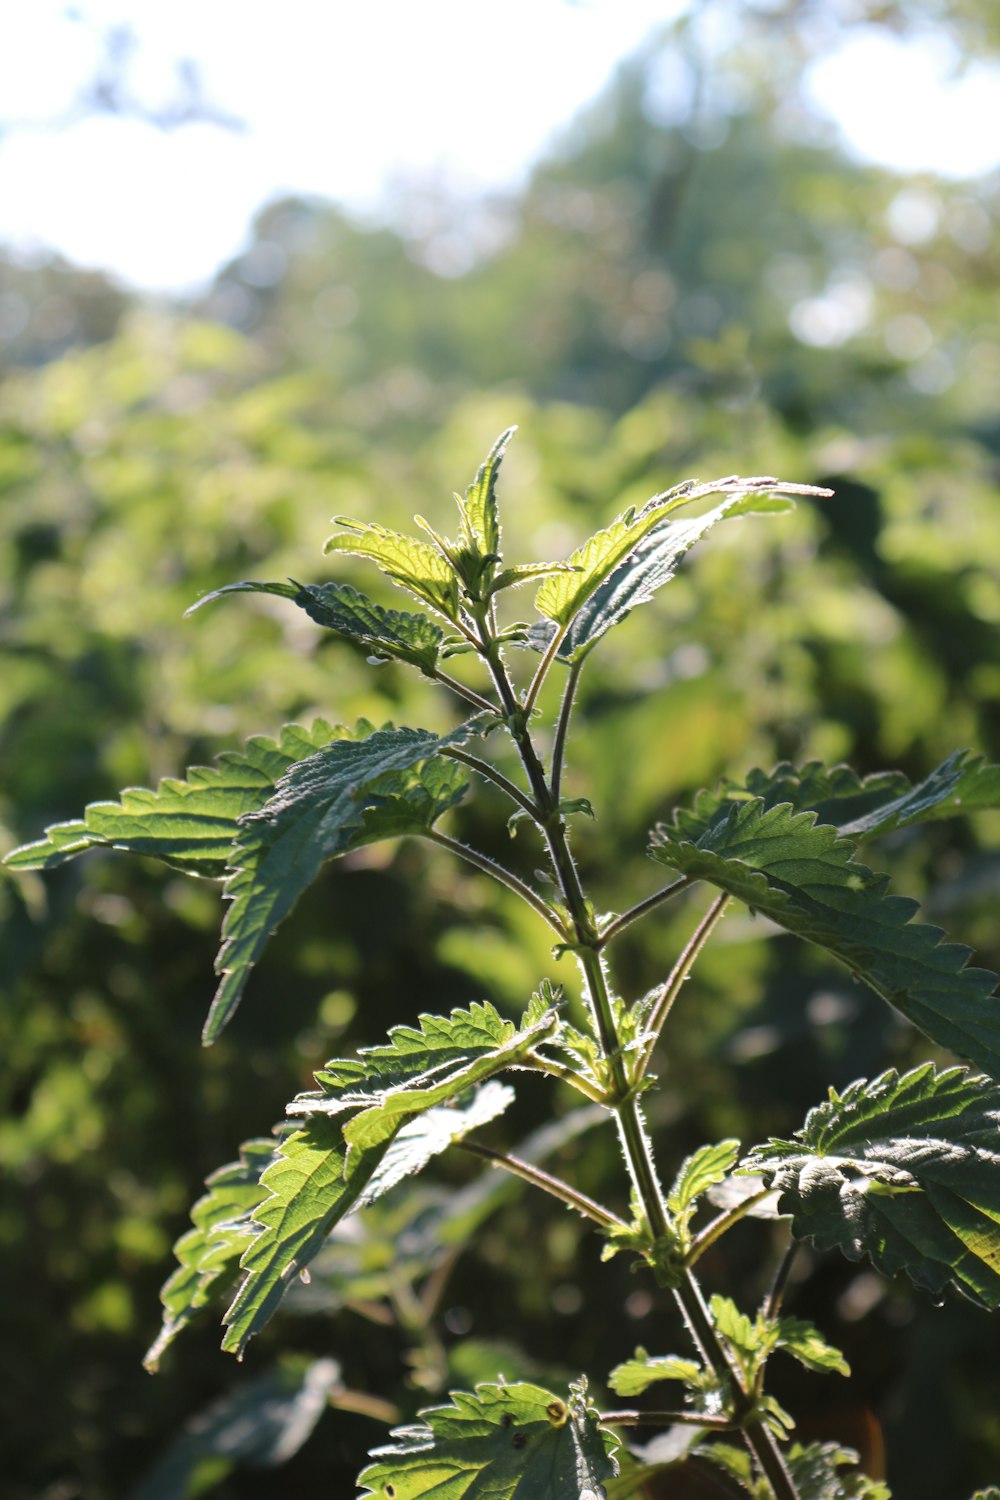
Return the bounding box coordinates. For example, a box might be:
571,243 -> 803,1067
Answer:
206,721 -> 477,1041
187,579 -> 445,674
743,1063 -> 1000,1307
784,1441 -> 891,1498
649,798 -> 1000,1078
357,1379 -> 620,1499
128,1357 -> 341,1500
3,721 -> 336,877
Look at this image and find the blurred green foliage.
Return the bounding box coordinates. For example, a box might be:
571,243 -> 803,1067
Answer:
1,18 -> 999,1500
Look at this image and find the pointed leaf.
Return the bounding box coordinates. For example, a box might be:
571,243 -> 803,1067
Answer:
649,799 -> 1000,1079
743,1063 -> 1000,1307
667,1140 -> 741,1232
357,1379 -> 619,1500
3,722 -> 336,877
129,1357 -> 341,1499
188,579 -> 445,674
607,1351 -> 706,1397
207,721 -> 477,1041
783,1441 -> 891,1499
145,1137 -> 278,1370
459,427 -> 513,560
773,1317 -> 850,1377
222,1085 -> 513,1357
324,519 -> 460,621
533,476 -> 830,630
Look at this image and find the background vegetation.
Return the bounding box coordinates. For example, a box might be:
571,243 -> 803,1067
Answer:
1,9 -> 998,1497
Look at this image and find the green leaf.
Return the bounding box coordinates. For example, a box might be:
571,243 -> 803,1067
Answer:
675,752 -> 1000,845
324,518 -> 460,621
289,1000 -> 558,1152
458,426 -> 513,561
607,1351 -> 706,1397
129,1357 -> 341,1499
667,1140 -> 741,1235
188,579 -> 445,674
206,721 -> 477,1042
743,1063 -> 1000,1307
356,1379 -> 620,1499
784,1441 -> 891,1499
773,1317 -> 850,1377
222,1085 -> 513,1357
533,476 -> 829,631
649,798 -> 1000,1079
145,1137 -> 278,1370
3,721 -> 336,877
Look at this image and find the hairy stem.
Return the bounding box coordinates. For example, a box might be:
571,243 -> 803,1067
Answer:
687,1186 -> 778,1265
550,656 -> 584,804
597,877 -> 695,948
524,621 -> 571,716
429,668 -> 498,716
423,829 -> 567,936
440,745 -> 540,819
634,893 -> 731,1083
455,1140 -> 627,1232
599,1409 -> 735,1431
764,1240 -> 800,1323
521,1054 -> 609,1105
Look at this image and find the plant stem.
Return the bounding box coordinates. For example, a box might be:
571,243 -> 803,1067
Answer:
440,746 -> 540,819
429,668 -> 498,716
455,1140 -> 627,1232
423,829 -> 567,937
524,621 -> 570,716
522,1054 -> 609,1105
328,1388 -> 401,1425
597,877 -> 695,948
764,1241 -> 800,1322
598,1409 -> 735,1431
687,1186 -> 778,1265
633,893 -> 731,1083
550,657 -> 584,804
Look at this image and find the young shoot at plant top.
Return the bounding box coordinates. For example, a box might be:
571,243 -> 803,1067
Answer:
8,429 -> 1000,1500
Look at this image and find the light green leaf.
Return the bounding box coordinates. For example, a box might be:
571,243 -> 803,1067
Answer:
128,1357 -> 341,1499
289,1000 -> 558,1153
356,1379 -> 620,1500
3,721 -> 336,877
145,1137 -> 278,1370
458,426 -> 513,561
649,798 -> 1000,1079
743,1063 -> 1000,1307
207,721 -> 477,1042
607,1351 -> 706,1397
667,1140 -> 741,1235
533,476 -> 830,630
774,1317 -> 850,1377
324,518 -> 460,621
222,1085 -> 514,1357
188,579 -> 445,674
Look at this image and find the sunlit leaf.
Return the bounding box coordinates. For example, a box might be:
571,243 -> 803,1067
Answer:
324,518 -> 460,621
458,426 -> 513,561
743,1063 -> 1000,1307
357,1379 -> 620,1499
650,797 -> 1000,1079
533,476 -> 829,630
607,1351 -> 706,1397
207,721 -> 477,1041
667,1140 -> 740,1236
3,722 -> 336,877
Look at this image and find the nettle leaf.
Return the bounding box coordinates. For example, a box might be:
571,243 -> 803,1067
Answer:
783,1441 -> 891,1499
743,1063 -> 1000,1307
3,722 -> 336,877
773,1317 -> 850,1377
357,1379 -> 620,1500
533,476 -> 829,633
458,426 -> 512,561
289,1000 -> 558,1153
324,518 -> 460,621
649,798 -> 1000,1079
223,1081 -> 516,1357
607,1351 -> 707,1398
130,1356 -> 342,1500
676,752 -> 1000,845
188,579 -> 445,674
207,721 -> 477,1042
667,1140 -> 741,1236
145,1137 -> 278,1370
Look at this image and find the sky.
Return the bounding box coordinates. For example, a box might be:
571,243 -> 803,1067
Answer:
0,1 -> 998,293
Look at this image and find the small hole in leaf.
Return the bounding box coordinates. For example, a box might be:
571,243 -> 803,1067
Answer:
512,1432 -> 528,1450
385,1488 -> 396,1498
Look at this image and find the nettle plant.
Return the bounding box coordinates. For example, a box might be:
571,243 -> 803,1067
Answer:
9,429 -> 1000,1500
